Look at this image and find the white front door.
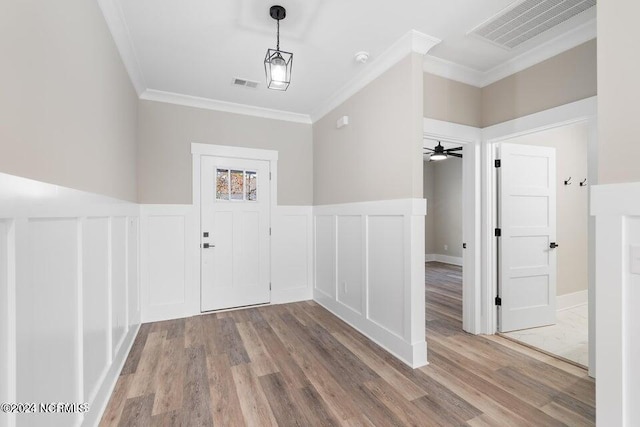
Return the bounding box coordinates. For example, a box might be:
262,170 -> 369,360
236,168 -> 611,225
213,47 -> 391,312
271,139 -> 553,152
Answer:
498,143 -> 557,332
200,156 -> 270,312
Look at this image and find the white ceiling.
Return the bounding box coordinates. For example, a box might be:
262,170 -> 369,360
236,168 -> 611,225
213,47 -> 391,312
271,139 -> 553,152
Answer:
111,0 -> 596,117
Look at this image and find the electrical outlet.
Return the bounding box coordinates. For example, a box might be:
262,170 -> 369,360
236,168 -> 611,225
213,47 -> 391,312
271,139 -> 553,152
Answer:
444,244 -> 448,251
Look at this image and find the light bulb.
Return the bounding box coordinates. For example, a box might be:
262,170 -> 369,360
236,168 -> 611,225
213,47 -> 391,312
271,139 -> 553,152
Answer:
271,56 -> 286,82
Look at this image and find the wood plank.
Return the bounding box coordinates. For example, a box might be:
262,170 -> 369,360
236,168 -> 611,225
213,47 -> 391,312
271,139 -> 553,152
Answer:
99,375 -> 134,427
117,394 -> 154,427
151,336 -> 185,415
181,346 -> 214,426
206,353 -> 246,426
119,323 -> 151,376
236,321 -> 278,376
218,316 -> 252,365
231,363 -> 278,427
259,372 -> 309,427
127,331 -> 166,398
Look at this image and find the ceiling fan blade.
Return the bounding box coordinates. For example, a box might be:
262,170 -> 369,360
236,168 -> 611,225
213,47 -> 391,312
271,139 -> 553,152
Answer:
423,148 -> 435,152
446,147 -> 463,152
448,152 -> 463,158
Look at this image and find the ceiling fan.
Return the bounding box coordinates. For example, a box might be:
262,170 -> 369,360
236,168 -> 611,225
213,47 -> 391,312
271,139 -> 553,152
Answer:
424,142 -> 463,161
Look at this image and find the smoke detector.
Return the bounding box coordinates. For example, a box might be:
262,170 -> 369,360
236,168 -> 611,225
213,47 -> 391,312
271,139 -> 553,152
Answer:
354,51 -> 370,64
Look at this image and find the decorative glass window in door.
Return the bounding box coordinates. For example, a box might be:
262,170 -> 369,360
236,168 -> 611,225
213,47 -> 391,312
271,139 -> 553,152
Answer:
216,168 -> 258,201
246,171 -> 257,201
216,169 -> 229,200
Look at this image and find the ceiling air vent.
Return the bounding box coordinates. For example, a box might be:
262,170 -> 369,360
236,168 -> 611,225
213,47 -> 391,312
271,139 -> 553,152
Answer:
232,77 -> 259,89
469,0 -> 596,50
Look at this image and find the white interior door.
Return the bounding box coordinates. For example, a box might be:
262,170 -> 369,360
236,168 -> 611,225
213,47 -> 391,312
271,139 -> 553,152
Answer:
498,143 -> 557,332
200,156 -> 270,312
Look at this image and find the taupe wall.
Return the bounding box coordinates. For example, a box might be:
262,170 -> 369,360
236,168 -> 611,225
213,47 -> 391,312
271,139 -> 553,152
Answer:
423,163 -> 436,254
598,1 -> 640,184
505,122 -> 589,296
0,0 -> 138,201
137,100 -> 313,205
423,159 -> 463,258
424,73 -> 482,127
481,40 -> 597,127
313,54 -> 424,205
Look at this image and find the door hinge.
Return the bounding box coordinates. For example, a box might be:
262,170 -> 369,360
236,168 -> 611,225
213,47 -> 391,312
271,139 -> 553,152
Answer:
269,227 -> 272,236
269,282 -> 272,291
495,159 -> 501,168
494,228 -> 501,237
495,296 -> 502,306
463,243 -> 467,249
269,172 -> 272,181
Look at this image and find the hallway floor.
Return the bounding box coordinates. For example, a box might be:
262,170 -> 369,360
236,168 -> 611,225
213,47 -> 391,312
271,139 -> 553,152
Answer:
100,262 -> 594,426
502,304 -> 589,367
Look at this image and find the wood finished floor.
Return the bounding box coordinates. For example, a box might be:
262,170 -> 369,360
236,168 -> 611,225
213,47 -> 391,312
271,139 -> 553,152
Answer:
101,262 -> 595,426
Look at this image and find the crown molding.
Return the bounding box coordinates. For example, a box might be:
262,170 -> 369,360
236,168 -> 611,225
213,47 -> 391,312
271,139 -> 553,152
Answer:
140,90 -> 313,124
97,0 -> 146,95
423,55 -> 485,87
423,17 -> 596,88
310,30 -> 441,122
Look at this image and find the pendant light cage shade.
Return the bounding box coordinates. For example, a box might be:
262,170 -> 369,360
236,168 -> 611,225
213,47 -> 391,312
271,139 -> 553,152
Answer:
264,49 -> 293,91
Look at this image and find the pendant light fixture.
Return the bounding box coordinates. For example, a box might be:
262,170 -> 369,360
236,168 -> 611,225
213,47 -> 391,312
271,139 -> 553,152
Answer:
264,5 -> 293,91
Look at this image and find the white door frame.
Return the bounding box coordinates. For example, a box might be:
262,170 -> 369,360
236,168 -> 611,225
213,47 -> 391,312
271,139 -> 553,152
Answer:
191,143 -> 279,312
481,96 -> 597,377
424,119 -> 482,334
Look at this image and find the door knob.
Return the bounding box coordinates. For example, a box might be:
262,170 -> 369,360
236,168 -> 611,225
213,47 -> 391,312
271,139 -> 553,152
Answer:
202,243 -> 215,249
550,242 -> 559,249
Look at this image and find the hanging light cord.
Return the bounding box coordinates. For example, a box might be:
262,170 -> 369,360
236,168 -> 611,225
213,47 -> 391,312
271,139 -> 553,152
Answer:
276,18 -> 280,51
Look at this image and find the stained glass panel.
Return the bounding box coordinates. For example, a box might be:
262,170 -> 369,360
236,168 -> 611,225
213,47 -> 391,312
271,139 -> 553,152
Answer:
246,171 -> 257,201
216,169 -> 229,200
230,170 -> 244,200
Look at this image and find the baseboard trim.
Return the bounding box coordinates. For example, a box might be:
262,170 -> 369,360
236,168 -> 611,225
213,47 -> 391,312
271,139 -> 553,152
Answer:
425,254 -> 463,266
557,290 -> 588,311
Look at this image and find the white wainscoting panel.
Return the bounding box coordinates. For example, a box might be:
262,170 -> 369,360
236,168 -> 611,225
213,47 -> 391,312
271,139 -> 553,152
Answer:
592,181 -> 640,426
140,205 -> 198,323
127,218 -> 140,328
314,215 -> 336,299
313,199 -> 427,368
271,206 -> 313,304
337,216 -> 364,315
368,216 -> 405,337
0,220 -> 12,423
111,217 -> 128,357
0,172 -> 140,427
82,217 -> 111,405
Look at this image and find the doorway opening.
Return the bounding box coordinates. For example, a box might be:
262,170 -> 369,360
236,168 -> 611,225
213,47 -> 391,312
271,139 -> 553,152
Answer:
423,141 -> 465,333
494,122 -> 590,368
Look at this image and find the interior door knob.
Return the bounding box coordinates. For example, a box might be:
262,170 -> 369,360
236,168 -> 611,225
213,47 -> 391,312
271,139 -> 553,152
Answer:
550,242 -> 559,249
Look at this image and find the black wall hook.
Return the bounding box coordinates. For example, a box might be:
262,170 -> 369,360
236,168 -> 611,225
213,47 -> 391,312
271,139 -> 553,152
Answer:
580,178 -> 588,187
564,177 -> 572,185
